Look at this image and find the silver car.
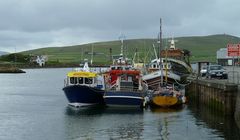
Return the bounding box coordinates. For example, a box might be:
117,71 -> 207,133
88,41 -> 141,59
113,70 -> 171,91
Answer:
200,66 -> 207,77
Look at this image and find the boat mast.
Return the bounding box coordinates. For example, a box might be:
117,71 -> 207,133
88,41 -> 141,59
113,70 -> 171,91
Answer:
159,18 -> 163,86
119,33 -> 125,58
165,41 -> 168,83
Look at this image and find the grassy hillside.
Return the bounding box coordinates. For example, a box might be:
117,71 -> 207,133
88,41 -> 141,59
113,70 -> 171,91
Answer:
176,34 -> 240,62
21,34 -> 240,64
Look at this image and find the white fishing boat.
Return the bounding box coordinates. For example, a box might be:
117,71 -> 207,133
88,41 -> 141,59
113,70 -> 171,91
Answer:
143,38 -> 192,90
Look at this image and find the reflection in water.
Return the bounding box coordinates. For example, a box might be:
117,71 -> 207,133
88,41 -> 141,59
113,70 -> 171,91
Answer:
150,105 -> 185,114
65,105 -> 105,116
103,107 -> 144,115
188,102 -> 240,140
148,106 -> 185,140
64,106 -> 144,140
64,103 -> 239,140
158,117 -> 170,140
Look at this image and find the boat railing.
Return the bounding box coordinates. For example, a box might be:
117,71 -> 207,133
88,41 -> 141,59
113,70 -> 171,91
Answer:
108,85 -> 141,92
108,80 -> 117,89
147,79 -> 161,87
119,86 -> 140,91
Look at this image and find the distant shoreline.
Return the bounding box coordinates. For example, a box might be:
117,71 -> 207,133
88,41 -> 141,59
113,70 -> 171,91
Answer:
0,64 -> 110,72
0,67 -> 26,73
20,64 -> 110,69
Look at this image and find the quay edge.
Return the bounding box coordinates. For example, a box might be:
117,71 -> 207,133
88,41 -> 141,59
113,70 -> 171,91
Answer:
235,85 -> 240,129
186,77 -> 238,116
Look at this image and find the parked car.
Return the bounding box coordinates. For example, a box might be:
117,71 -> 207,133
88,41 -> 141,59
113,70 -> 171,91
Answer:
200,66 -> 207,77
206,65 -> 228,79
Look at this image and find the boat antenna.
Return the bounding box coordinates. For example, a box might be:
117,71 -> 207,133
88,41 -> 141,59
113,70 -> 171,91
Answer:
119,33 -> 126,57
152,44 -> 158,60
165,40 -> 168,83
109,48 -> 112,62
133,48 -> 137,64
14,46 -> 16,68
159,18 -> 164,86
91,43 -> 93,65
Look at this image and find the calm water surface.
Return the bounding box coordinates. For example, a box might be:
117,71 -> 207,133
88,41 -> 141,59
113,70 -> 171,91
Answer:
0,68 -> 239,140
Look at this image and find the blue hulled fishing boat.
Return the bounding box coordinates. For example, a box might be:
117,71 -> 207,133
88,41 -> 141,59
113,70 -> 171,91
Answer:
63,62 -> 105,107
103,35 -> 147,108
104,66 -> 145,108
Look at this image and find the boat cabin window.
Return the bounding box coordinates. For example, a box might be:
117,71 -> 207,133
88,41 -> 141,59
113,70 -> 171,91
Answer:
70,77 -> 78,84
125,67 -> 130,70
128,76 -> 132,82
70,77 -> 74,84
120,75 -> 133,82
111,67 -> 116,70
121,75 -> 127,81
78,77 -> 83,84
85,78 -> 93,84
117,67 -> 122,70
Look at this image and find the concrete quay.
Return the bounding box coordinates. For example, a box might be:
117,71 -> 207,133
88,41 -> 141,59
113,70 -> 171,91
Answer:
186,65 -> 240,128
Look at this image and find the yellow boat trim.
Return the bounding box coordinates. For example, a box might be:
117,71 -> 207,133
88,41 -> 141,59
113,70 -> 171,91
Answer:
67,71 -> 97,78
152,96 -> 178,107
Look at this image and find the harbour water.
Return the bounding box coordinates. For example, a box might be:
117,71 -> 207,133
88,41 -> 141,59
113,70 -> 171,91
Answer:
0,68 -> 239,140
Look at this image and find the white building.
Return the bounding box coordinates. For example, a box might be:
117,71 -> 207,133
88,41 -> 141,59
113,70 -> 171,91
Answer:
217,48 -> 239,66
34,55 -> 48,67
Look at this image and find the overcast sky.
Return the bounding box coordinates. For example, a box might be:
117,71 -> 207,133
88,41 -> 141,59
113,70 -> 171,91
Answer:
0,0 -> 240,52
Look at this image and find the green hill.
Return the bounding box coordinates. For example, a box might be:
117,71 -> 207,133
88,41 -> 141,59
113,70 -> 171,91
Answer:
21,34 -> 240,65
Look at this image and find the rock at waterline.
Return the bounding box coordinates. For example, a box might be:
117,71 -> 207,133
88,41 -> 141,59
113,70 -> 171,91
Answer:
0,67 -> 25,73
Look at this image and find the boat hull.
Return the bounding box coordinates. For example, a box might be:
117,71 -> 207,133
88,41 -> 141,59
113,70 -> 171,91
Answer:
63,85 -> 104,107
142,71 -> 181,90
151,95 -> 178,107
104,91 -> 144,108
150,94 -> 184,108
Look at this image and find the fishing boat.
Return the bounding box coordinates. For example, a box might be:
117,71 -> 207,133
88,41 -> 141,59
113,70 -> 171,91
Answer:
149,84 -> 186,107
148,19 -> 187,108
63,62 -> 105,107
143,59 -> 181,90
143,38 -> 192,90
103,36 -> 146,108
104,65 -> 146,108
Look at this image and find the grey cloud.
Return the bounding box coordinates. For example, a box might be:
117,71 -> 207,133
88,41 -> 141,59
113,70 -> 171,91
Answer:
0,0 -> 239,52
